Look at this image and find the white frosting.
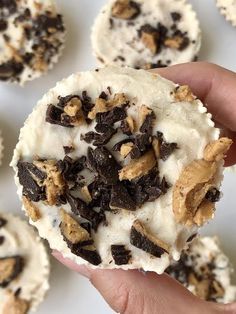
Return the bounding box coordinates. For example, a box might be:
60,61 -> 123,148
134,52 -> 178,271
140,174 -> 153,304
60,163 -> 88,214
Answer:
0,131 -> 3,166
216,0 -> 236,26
91,0 -> 201,68
181,236 -> 236,303
0,0 -> 65,85
11,66 -> 221,273
0,212 -> 50,313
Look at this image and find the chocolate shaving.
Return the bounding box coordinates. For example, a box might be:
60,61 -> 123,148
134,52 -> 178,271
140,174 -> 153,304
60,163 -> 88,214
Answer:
58,156 -> 86,182
110,183 -> 136,211
111,245 -> 132,265
82,126 -> 117,146
0,256 -> 24,288
87,147 -> 120,185
130,220 -> 169,258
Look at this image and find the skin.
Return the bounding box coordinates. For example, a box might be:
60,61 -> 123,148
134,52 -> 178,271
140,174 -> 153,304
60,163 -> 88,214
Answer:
53,63 -> 236,314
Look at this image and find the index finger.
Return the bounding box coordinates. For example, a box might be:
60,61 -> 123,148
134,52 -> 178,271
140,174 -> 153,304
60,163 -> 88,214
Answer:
154,62 -> 236,132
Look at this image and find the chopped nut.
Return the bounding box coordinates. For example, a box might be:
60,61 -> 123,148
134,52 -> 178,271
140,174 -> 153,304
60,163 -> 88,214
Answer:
81,186 -> 92,203
174,85 -> 195,102
62,97 -> 84,126
120,142 -> 134,157
111,0 -> 140,20
188,273 -> 211,300
33,160 -> 66,206
0,256 -> 24,288
193,200 -> 215,226
88,93 -> 129,120
22,196 -> 41,222
164,36 -> 184,49
119,150 -> 156,181
3,292 -> 29,314
152,137 -> 161,159
141,29 -> 159,55
204,138 -> 233,162
60,209 -> 91,245
173,159 -> 218,226
130,220 -> 170,257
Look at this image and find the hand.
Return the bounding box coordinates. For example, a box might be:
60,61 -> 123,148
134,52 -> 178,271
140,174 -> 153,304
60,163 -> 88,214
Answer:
53,62 -> 236,314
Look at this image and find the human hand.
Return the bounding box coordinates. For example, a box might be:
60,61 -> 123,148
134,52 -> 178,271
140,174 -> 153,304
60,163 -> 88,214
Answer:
53,62 -> 236,314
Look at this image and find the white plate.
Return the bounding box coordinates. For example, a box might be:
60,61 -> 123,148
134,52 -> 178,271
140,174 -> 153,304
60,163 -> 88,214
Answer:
0,0 -> 236,313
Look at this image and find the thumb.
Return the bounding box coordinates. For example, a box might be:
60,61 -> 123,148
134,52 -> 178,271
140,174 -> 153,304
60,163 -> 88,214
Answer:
53,251 -> 236,314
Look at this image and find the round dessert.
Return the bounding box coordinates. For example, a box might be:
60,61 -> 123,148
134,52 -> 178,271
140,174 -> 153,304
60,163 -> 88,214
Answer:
166,236 -> 236,303
91,0 -> 201,69
216,0 -> 236,27
0,212 -> 50,314
0,0 -> 65,85
11,66 -> 231,273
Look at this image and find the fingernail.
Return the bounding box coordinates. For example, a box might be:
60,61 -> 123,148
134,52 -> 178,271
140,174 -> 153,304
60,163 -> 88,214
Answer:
76,265 -> 92,279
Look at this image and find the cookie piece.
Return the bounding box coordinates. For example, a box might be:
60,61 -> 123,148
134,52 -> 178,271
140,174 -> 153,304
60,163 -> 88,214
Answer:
166,236 -> 236,303
91,0 -> 201,69
0,0 -> 65,85
0,212 -> 50,314
216,0 -> 236,27
11,66 -> 230,273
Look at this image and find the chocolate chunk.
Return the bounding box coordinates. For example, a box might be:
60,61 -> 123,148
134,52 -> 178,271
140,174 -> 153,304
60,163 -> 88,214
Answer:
0,60 -> 24,81
144,186 -> 162,201
81,91 -> 95,122
165,253 -> 190,284
96,106 -> 127,125
46,104 -> 71,127
130,134 -> 152,159
120,119 -> 133,136
205,188 -> 221,203
60,209 -> 101,265
33,14 -> 65,35
111,245 -> 132,265
171,12 -> 182,22
58,156 -> 86,182
110,183 -> 136,211
130,220 -> 169,258
99,91 -> 108,100
156,132 -> 178,161
0,217 -> 7,228
17,161 -> 46,202
82,126 -> 117,146
88,179 -> 111,212
0,256 -> 24,288
87,147 -> 120,185
0,19 -> 7,31
66,193 -> 105,231
80,222 -> 91,234
0,236 -> 5,245
0,0 -> 17,16
63,146 -> 74,155
139,108 -> 156,135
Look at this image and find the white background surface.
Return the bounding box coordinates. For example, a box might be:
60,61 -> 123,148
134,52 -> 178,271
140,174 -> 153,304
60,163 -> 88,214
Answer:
0,0 -> 236,313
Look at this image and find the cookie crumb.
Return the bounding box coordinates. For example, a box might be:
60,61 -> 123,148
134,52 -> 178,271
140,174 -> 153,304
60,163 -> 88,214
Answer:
111,0 -> 140,20
174,85 -> 195,102
22,196 -> 41,222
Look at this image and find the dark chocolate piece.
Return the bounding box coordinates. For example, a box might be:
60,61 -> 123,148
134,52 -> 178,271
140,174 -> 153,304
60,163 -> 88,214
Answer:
17,161 -> 46,202
139,109 -> 156,135
171,12 -> 182,22
0,236 -> 5,245
111,245 -> 132,265
82,126 -> 117,146
63,146 -> 74,155
58,156 -> 86,182
156,132 -> 178,161
70,244 -> 102,265
110,183 -> 136,211
130,221 -> 168,258
0,60 -> 23,81
66,193 -> 105,231
205,188 -> 221,203
96,106 -> 127,126
0,0 -> 17,16
33,14 -> 65,34
130,134 -> 152,159
87,147 -> 120,185
0,256 -> 24,288
0,19 -> 7,31
120,119 -> 132,136
0,217 -> 7,228
112,138 -> 134,152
